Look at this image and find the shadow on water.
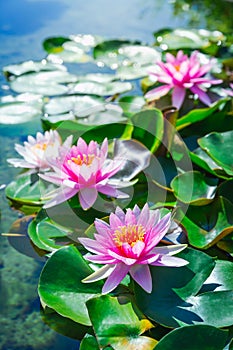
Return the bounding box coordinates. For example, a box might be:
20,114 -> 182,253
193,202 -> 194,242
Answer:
0,0 -> 67,35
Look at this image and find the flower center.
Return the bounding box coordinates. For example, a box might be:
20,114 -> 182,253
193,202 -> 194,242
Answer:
33,143 -> 48,151
69,154 -> 95,166
174,64 -> 180,71
113,224 -> 145,247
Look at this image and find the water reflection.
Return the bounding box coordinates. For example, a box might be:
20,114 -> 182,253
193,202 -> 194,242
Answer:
0,0 -> 67,35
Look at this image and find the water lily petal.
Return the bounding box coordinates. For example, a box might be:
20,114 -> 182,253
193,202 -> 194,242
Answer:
172,86 -> 186,109
130,264 -> 152,293
151,244 -> 187,256
102,263 -> 130,294
145,84 -> 172,101
190,85 -> 211,106
85,254 -> 117,264
79,187 -> 98,210
82,264 -> 116,283
108,249 -> 137,265
43,187 -> 78,208
78,237 -> 106,254
151,255 -> 189,267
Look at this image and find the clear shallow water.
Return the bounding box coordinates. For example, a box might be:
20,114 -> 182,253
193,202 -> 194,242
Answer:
0,1 -> 231,349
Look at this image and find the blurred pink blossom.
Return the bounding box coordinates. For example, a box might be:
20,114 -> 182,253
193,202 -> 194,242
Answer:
80,204 -> 188,294
145,50 -> 222,108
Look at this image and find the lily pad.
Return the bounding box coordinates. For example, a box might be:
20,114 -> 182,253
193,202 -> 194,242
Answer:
155,325 -> 228,350
68,80 -> 132,96
93,40 -> 161,69
28,210 -> 73,252
153,28 -> 225,50
44,95 -> 105,116
86,295 -> 157,350
5,174 -> 54,206
198,131 -> 233,176
38,245 -> 103,326
134,248 -> 233,328
177,197 -> 233,249
0,101 -> 42,124
171,171 -> 218,205
3,59 -> 66,77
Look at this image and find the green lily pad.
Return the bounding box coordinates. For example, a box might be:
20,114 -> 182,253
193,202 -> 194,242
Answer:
177,197 -> 233,249
153,28 -> 225,50
68,80 -> 132,96
117,64 -> 155,80
5,174 -> 53,206
155,325 -> 228,350
93,40 -> 161,69
79,334 -> 99,350
198,131 -> 233,176
176,99 -> 229,131
190,148 -> 228,179
86,295 -> 157,350
0,101 -> 42,124
201,260 -> 233,292
38,245 -> 103,326
131,108 -> 164,153
76,73 -> 116,83
171,171 -> 218,205
217,233 -> 233,257
28,210 -> 73,252
118,96 -> 146,117
134,248 -> 233,328
41,306 -> 89,340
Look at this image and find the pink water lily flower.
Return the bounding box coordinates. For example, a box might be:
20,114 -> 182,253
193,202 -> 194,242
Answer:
7,130 -> 72,173
40,137 -> 133,210
145,50 -> 222,109
80,204 -> 188,294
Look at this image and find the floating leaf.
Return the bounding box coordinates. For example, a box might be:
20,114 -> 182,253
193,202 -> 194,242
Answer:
44,95 -> 105,116
134,248 -> 233,328
68,80 -> 132,96
201,260 -> 233,292
177,197 -> 233,249
38,245 -> 103,326
79,334 -> 99,350
171,171 -> 218,205
153,28 -> 225,50
176,99 -> 229,131
86,295 -> 156,350
5,174 -> 53,206
28,210 -> 73,252
3,60 -> 66,77
155,325 -> 228,350
0,101 -> 42,124
198,131 -> 233,176
41,306 -> 89,340
131,108 -> 164,153
118,96 -> 146,117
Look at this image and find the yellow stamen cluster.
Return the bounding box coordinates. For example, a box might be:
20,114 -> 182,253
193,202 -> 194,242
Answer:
174,64 -> 181,71
113,224 -> 145,247
33,143 -> 48,151
69,154 -> 95,166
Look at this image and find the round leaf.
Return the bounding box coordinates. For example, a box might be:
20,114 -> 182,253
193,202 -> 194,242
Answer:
38,245 -> 103,326
155,325 -> 228,350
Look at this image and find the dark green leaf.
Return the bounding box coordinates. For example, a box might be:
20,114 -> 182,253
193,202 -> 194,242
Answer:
155,325 -> 228,350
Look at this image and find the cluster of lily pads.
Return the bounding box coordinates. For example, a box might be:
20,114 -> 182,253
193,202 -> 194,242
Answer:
3,28 -> 233,349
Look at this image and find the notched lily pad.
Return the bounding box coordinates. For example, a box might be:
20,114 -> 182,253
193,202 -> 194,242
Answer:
198,131 -> 233,176
177,197 -> 233,249
171,171 -> 218,205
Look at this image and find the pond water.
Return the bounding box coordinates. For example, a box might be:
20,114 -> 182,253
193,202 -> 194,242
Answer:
0,1 -> 232,349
